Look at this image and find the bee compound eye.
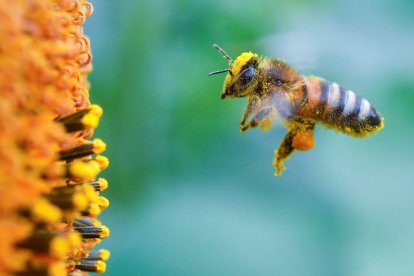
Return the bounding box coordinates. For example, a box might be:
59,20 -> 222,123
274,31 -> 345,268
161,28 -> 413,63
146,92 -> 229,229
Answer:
240,66 -> 255,86
276,79 -> 283,86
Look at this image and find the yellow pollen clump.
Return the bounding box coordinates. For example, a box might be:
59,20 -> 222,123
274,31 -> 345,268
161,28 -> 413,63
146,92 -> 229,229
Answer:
97,178 -> 109,191
100,226 -> 110,239
70,160 -> 101,181
82,112 -> 101,128
98,249 -> 111,261
231,52 -> 258,76
98,196 -> 110,209
87,204 -> 102,217
95,155 -> 110,170
90,104 -> 104,117
84,184 -> 100,201
73,193 -> 89,210
96,260 -> 107,273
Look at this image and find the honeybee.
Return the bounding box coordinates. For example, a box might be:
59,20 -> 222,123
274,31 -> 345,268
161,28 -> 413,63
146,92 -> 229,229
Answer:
209,44 -> 384,176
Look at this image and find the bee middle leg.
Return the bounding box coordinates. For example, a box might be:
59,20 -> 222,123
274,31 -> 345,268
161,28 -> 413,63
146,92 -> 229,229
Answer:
240,106 -> 274,132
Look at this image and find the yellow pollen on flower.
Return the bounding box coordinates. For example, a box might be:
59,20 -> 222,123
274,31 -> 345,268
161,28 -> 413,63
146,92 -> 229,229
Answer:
81,106 -> 103,128
92,138 -> 107,154
84,183 -> 99,202
48,262 -> 66,276
50,236 -> 69,258
86,203 -> 102,217
67,232 -> 82,249
92,178 -> 108,192
69,160 -> 100,181
98,249 -> 111,261
100,225 -> 110,239
98,196 -> 110,210
95,155 -> 109,170
75,259 -> 106,273
31,198 -> 62,223
85,249 -> 111,261
59,139 -> 107,161
96,260 -> 107,273
56,105 -> 103,132
73,193 -> 89,210
89,104 -> 104,117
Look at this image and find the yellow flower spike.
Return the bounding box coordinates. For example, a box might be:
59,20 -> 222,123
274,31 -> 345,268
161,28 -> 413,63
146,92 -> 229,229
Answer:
31,198 -> 62,224
0,1 -> 110,274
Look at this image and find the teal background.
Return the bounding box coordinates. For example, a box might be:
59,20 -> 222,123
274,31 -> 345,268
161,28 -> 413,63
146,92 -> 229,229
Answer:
85,0 -> 414,275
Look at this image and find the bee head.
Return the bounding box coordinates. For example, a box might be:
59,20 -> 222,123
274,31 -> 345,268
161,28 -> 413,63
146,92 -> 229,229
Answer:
209,44 -> 260,99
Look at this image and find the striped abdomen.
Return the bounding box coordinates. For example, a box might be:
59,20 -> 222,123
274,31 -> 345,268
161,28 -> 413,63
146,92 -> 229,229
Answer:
298,76 -> 383,137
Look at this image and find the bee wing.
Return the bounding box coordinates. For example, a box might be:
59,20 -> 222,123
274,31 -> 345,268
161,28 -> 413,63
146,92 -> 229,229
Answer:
265,89 -> 295,119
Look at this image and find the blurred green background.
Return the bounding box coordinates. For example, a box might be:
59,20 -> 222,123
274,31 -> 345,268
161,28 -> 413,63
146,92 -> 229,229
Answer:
85,0 -> 414,275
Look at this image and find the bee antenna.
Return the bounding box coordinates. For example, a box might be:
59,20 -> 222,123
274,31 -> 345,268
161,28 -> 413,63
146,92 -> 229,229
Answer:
208,69 -> 230,76
212,44 -> 233,64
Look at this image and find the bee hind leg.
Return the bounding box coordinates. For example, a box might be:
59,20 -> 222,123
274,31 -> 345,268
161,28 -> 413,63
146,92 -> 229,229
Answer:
291,122 -> 315,151
273,119 -> 315,176
240,106 -> 275,132
273,131 -> 295,176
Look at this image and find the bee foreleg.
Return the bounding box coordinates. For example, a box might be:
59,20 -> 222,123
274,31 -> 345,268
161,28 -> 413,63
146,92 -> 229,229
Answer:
240,97 -> 258,127
240,106 -> 274,132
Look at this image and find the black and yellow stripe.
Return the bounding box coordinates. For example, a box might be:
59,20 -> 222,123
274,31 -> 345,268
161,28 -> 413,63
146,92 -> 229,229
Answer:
309,79 -> 383,136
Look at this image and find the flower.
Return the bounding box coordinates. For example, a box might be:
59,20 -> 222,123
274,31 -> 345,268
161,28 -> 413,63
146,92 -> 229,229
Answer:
0,0 -> 110,275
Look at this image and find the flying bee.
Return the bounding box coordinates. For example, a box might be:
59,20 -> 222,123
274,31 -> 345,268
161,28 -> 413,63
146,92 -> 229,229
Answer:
209,44 -> 384,176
